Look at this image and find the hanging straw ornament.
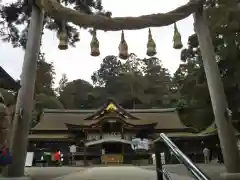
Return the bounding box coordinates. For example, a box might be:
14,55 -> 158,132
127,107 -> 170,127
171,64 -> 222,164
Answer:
146,28 -> 157,57
118,31 -> 128,60
90,29 -> 100,56
173,23 -> 183,49
57,21 -> 68,50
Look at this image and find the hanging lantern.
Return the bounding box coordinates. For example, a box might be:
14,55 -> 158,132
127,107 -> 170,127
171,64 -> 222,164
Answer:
118,30 -> 128,60
90,29 -> 100,56
173,23 -> 183,49
146,28 -> 157,57
57,21 -> 68,50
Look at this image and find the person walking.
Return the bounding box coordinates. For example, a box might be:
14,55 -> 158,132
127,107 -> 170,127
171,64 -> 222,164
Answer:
203,147 -> 210,164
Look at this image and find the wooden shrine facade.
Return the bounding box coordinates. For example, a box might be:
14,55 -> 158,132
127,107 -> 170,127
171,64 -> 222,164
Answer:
28,99 -> 195,165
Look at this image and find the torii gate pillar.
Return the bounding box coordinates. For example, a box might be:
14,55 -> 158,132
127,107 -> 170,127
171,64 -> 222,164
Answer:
5,4 -> 44,177
194,5 -> 240,178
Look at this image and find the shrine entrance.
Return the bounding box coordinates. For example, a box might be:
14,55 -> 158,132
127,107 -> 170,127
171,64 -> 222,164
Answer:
102,143 -> 122,154
85,138 -> 133,165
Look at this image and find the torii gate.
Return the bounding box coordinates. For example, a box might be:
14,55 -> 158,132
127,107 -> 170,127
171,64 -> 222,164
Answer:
7,0 -> 240,179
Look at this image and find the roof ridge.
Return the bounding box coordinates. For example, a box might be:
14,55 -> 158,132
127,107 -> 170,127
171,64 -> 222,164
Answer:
43,108 -> 177,113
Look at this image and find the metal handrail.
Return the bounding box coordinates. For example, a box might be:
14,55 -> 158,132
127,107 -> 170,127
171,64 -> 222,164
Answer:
155,133 -> 210,180
162,168 -> 173,180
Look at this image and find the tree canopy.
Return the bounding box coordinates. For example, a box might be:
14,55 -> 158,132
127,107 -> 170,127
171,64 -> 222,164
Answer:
0,0 -> 111,49
2,0 -> 240,132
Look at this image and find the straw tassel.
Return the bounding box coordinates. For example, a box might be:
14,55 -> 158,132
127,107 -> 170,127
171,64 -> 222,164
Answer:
173,23 -> 183,49
118,30 -> 128,60
146,28 -> 157,56
90,29 -> 100,56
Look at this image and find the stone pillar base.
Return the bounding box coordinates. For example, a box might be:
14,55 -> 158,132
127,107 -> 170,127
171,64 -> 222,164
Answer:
221,173 -> 240,180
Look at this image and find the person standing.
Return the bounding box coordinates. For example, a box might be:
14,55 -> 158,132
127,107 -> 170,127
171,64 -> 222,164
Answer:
54,150 -> 61,166
169,151 -> 173,164
203,147 -> 210,164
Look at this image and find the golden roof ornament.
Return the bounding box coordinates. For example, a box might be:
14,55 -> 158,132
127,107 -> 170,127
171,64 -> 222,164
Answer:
57,21 -> 68,50
173,23 -> 183,49
118,30 -> 128,60
105,103 -> 117,112
90,29 -> 100,56
146,28 -> 157,57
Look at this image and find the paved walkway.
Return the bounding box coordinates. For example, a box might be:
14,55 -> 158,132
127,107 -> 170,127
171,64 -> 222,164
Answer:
25,167 -> 85,180
25,164 -> 225,180
143,164 -> 225,179
51,166 -> 193,180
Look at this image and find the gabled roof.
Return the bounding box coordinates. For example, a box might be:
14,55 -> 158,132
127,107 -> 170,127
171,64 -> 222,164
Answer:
32,99 -> 190,131
84,99 -> 139,120
0,66 -> 20,91
65,111 -> 157,128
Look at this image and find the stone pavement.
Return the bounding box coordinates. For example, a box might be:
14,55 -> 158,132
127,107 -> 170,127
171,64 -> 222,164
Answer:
51,166 -> 194,180
25,167 -> 86,180
143,163 -> 225,180
24,164 -> 225,180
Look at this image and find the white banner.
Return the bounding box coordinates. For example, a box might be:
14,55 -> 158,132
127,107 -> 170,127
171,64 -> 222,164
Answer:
131,138 -> 149,150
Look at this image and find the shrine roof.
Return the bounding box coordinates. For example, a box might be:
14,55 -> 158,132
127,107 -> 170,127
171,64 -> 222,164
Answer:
65,117 -> 157,128
0,66 -> 20,91
32,99 -> 190,131
154,123 -> 240,140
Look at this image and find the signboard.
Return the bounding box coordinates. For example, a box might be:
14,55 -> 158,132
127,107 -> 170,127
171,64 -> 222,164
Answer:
103,132 -> 121,139
131,138 -> 149,150
87,134 -> 100,140
25,152 -> 34,167
87,133 -> 121,140
69,145 -> 77,153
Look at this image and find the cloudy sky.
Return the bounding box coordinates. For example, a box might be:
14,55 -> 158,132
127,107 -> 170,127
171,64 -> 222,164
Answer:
0,0 -> 194,85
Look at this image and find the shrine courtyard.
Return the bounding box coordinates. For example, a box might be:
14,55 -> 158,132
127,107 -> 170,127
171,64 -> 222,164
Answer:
25,164 -> 224,180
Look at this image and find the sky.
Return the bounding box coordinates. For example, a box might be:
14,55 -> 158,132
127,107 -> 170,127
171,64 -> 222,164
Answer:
0,0 -> 194,85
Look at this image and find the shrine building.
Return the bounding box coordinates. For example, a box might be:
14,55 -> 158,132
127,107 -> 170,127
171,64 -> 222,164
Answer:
28,99 -> 198,165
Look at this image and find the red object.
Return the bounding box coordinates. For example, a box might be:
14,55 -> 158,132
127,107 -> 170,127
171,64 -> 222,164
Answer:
55,152 -> 60,161
1,144 -> 6,156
